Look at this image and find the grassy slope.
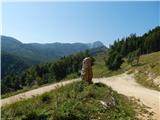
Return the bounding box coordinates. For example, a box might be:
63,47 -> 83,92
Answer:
128,52 -> 160,91
92,51 -> 160,91
92,52 -> 124,78
2,81 -> 137,120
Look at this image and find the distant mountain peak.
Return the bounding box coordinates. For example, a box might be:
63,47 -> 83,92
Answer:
90,41 -> 104,48
1,35 -> 22,44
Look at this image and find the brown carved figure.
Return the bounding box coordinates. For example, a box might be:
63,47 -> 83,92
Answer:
81,57 -> 93,83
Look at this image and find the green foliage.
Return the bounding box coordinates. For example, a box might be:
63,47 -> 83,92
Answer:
1,81 -> 136,120
40,93 -> 52,104
133,51 -> 160,91
105,51 -> 124,70
2,50 -> 94,95
65,73 -> 79,80
92,51 -> 124,78
1,52 -> 29,79
120,51 -> 160,91
22,112 -> 48,120
127,49 -> 140,66
91,50 -> 159,91
106,26 -> 160,70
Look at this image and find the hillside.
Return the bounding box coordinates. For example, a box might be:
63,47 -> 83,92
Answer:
102,26 -> 160,91
105,26 -> 160,71
124,51 -> 160,91
2,81 -> 150,120
1,52 -> 39,79
92,51 -> 160,91
1,35 -> 105,63
1,53 -> 27,78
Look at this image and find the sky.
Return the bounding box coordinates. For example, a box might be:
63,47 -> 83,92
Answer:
2,1 -> 160,46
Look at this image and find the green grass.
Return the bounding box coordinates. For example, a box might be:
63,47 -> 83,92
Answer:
133,52 -> 160,91
92,52 -> 124,78
93,51 -> 160,91
2,81 -> 137,120
121,51 -> 160,91
64,72 -> 79,80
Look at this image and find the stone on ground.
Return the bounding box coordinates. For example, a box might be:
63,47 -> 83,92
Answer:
81,57 -> 93,83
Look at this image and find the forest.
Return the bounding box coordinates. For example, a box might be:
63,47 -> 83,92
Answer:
106,26 -> 160,70
1,50 -> 94,94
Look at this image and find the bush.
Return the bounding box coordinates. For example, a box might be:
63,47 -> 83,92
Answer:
106,51 -> 124,70
22,112 -> 47,120
40,94 -> 52,104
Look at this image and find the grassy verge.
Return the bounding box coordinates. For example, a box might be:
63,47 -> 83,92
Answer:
92,52 -> 124,78
135,73 -> 160,91
2,81 -> 138,120
134,52 -> 160,91
123,51 -> 160,91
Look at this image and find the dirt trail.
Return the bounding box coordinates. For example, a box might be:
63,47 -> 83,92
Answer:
1,74 -> 160,119
1,79 -> 80,107
93,74 -> 160,120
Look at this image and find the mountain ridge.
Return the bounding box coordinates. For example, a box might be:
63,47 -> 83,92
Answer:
1,35 -> 104,46
1,35 -> 105,63
1,35 -> 106,79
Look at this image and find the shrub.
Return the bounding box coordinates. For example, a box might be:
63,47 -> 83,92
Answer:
40,94 -> 52,104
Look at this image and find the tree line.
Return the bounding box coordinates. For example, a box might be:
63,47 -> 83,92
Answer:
2,50 -> 94,94
106,26 -> 160,70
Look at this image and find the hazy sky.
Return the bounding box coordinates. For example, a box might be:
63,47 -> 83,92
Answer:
2,1 -> 159,46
